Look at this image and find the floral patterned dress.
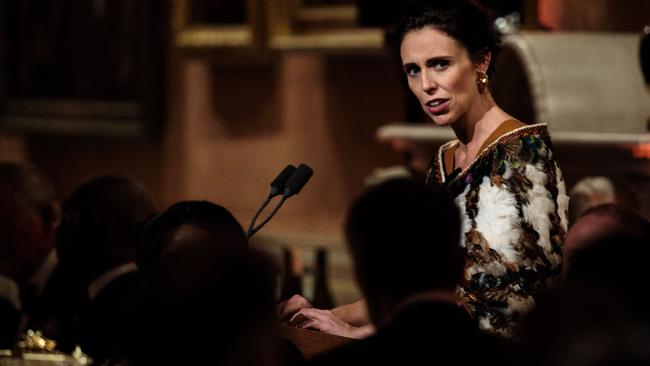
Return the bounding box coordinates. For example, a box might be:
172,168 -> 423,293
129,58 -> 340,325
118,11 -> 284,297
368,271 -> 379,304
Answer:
426,121 -> 569,337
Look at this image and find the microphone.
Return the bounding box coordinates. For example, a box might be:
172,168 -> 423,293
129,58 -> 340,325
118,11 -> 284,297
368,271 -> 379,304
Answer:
246,163 -> 314,238
283,164 -> 313,197
270,165 -> 297,198
247,165 -> 295,237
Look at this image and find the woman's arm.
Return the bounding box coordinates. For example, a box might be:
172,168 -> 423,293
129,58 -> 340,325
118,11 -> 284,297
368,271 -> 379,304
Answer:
278,296 -> 369,325
290,308 -> 375,339
330,299 -> 369,326
278,296 -> 373,338
277,294 -> 313,322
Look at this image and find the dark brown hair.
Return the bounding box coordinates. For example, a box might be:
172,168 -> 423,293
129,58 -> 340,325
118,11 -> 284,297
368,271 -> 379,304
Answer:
394,0 -> 501,76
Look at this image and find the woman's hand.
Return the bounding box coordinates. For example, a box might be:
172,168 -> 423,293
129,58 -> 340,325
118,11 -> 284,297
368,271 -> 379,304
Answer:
289,308 -> 375,339
277,294 -> 312,322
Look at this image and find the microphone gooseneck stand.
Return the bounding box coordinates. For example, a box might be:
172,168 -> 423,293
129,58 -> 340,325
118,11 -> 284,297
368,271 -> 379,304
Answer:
246,163 -> 313,238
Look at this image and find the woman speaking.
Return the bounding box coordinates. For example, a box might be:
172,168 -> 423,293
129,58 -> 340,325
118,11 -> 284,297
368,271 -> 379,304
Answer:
279,0 -> 568,338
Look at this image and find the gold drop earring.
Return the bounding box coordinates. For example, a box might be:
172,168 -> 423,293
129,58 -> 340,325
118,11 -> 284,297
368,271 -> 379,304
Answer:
476,71 -> 488,93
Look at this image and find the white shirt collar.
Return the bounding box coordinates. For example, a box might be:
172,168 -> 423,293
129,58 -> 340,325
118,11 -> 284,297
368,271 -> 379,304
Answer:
28,249 -> 58,296
0,273 -> 21,310
87,262 -> 138,301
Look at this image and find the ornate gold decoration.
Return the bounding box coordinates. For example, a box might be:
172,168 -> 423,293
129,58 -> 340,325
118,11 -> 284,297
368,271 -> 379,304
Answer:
0,330 -> 92,366
17,330 -> 57,353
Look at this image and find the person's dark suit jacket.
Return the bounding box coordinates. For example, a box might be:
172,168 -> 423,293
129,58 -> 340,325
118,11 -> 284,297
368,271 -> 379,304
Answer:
309,301 -> 511,366
27,265 -> 88,352
0,297 -> 19,348
79,269 -> 141,364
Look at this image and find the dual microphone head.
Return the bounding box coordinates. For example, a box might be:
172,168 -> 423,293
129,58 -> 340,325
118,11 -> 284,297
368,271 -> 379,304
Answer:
247,163 -> 313,238
269,164 -> 313,198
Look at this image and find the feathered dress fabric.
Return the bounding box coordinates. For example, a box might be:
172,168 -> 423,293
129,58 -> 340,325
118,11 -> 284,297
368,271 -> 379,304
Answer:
426,122 -> 569,337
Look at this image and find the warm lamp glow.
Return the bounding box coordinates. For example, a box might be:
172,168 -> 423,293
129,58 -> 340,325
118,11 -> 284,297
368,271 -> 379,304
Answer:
537,0 -> 563,30
632,143 -> 650,159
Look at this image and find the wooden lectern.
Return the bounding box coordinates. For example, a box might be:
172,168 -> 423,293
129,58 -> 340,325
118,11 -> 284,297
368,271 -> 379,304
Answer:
278,324 -> 356,360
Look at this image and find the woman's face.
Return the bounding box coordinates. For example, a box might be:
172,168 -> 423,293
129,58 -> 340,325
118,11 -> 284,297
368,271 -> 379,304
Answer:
400,26 -> 483,126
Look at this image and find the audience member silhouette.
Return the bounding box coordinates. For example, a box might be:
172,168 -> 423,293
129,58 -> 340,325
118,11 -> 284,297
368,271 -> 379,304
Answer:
130,245 -> 281,366
132,200 -> 308,365
568,176 -> 617,226
0,161 -> 61,347
519,284 -> 650,366
564,204 -> 650,312
563,203 -> 650,273
136,200 -> 247,272
55,175 -> 155,362
519,203 -> 650,366
308,179 -> 509,365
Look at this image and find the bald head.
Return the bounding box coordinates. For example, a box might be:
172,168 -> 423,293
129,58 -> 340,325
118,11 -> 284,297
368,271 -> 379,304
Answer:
564,204 -> 650,270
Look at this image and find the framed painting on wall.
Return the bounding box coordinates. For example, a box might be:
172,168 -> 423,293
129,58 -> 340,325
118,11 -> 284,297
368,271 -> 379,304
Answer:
266,0 -> 383,51
0,0 -> 164,137
171,0 -> 263,49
